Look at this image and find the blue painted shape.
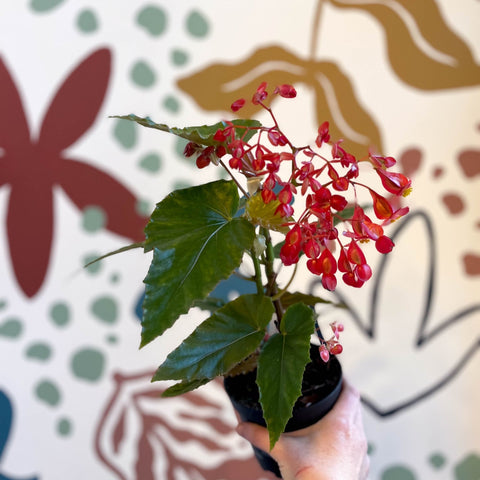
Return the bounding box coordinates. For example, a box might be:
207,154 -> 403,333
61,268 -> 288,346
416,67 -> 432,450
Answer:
0,390 -> 12,460
209,273 -> 257,301
134,290 -> 145,321
0,390 -> 39,480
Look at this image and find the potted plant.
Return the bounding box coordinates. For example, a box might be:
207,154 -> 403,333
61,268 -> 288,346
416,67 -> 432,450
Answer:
96,82 -> 411,477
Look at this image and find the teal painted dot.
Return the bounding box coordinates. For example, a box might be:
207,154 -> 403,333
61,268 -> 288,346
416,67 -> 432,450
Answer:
175,137 -> 189,160
110,273 -> 120,284
172,180 -> 193,190
91,296 -> 118,324
381,466 -> 416,480
367,443 -> 375,455
0,318 -> 22,339
0,300 -> 6,310
163,95 -> 180,113
30,0 -> 65,13
429,452 -> 446,469
113,118 -> 137,149
35,380 -> 61,407
57,417 -> 73,437
131,61 -> 156,88
217,168 -> 229,180
77,9 -> 98,33
83,253 -> 102,274
136,199 -> 152,216
171,49 -> 188,66
139,152 -> 162,172
454,453 -> 480,480
50,302 -> 70,327
71,348 -> 105,382
82,206 -> 106,232
185,10 -> 209,38
26,342 -> 52,361
137,5 -> 167,36
106,334 -> 118,344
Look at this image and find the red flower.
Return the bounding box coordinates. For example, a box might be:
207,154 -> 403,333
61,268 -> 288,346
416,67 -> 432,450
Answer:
280,224 -> 302,265
316,121 -> 330,148
375,168 -> 412,197
252,82 -> 268,105
230,98 -> 246,112
273,84 -> 297,98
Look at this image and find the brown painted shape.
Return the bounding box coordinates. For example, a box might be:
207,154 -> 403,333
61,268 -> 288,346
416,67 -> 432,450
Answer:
458,149 -> 480,178
330,0 -> 480,90
441,193 -> 465,215
463,253 -> 480,276
177,45 -> 383,159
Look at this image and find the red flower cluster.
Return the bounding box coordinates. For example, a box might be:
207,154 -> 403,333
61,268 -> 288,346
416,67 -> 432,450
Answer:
185,83 -> 411,292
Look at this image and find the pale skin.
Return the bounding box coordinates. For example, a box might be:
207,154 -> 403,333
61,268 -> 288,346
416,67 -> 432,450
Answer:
236,381 -> 369,480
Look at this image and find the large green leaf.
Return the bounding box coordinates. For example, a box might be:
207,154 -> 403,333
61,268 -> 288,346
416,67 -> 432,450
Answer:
257,303 -> 315,449
279,291 -> 338,310
141,180 -> 255,346
153,294 -> 274,382
112,115 -> 261,146
161,378 -> 210,397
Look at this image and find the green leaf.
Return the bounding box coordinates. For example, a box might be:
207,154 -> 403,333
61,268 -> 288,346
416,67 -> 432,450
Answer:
153,294 -> 274,382
192,296 -> 225,314
112,115 -> 261,146
333,205 -> 356,226
141,180 -> 255,346
279,291 -> 337,310
162,378 -> 210,397
257,303 -> 315,449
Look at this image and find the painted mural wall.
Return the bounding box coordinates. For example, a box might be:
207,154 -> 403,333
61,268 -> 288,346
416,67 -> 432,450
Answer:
0,1 -> 479,479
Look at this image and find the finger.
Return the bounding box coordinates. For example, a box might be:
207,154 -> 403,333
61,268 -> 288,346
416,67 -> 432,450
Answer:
360,454 -> 370,480
329,380 -> 361,419
236,422 -> 271,452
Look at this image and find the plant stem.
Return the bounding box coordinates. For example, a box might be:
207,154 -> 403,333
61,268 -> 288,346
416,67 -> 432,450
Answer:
261,228 -> 284,327
250,248 -> 264,295
219,159 -> 249,197
83,242 -> 145,267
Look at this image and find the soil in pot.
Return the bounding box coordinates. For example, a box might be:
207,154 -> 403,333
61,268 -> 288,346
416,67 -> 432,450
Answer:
224,345 -> 342,478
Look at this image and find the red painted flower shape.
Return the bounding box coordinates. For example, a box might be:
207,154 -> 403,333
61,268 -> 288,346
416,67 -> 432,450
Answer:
0,49 -> 148,297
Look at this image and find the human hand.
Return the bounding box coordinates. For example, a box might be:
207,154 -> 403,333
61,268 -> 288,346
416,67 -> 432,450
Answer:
236,381 -> 369,480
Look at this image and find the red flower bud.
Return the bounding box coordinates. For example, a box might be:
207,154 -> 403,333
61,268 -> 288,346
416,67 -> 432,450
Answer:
196,154 -> 210,169
375,168 -> 412,197
231,98 -> 245,112
274,84 -> 297,98
376,235 -> 394,254
322,273 -> 337,291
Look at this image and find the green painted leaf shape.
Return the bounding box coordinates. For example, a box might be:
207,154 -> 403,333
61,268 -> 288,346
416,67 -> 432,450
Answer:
153,294 -> 274,382
257,302 -> 315,449
141,180 -> 255,347
112,115 -> 261,146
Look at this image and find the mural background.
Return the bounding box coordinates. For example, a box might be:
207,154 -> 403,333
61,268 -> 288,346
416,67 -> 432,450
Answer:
0,1 -> 479,479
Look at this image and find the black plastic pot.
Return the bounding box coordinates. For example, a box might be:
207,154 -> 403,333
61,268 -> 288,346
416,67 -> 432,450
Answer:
224,345 -> 342,478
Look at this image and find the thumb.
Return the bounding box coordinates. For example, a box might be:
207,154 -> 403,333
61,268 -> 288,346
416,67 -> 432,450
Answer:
236,422 -> 271,452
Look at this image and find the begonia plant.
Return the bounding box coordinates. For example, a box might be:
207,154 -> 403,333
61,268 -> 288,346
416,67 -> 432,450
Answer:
102,82 -> 411,448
